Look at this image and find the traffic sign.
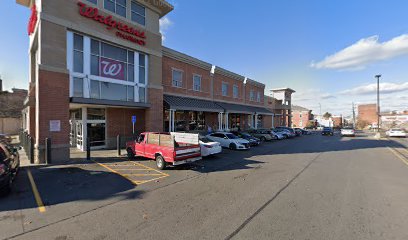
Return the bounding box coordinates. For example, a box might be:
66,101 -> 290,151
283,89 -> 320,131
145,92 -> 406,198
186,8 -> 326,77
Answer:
132,116 -> 137,124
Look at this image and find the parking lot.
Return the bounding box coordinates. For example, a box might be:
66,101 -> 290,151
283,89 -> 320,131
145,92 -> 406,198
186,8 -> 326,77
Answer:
1,131 -> 408,240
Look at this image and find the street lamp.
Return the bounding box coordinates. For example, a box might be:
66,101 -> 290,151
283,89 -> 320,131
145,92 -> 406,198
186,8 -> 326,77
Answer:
375,74 -> 381,133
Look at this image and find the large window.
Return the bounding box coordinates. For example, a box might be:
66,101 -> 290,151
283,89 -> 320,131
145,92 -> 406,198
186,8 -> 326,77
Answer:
104,0 -> 126,18
233,85 -> 239,98
222,82 -> 228,96
131,1 -> 146,26
73,34 -> 84,73
257,92 -> 261,102
68,32 -> 148,103
87,0 -> 97,4
172,70 -> 183,88
250,90 -> 255,101
193,75 -> 201,92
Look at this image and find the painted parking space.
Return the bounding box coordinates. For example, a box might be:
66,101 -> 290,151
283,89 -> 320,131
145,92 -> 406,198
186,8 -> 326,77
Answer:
93,159 -> 169,185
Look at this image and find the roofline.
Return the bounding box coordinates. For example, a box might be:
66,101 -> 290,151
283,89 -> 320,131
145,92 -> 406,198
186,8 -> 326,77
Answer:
270,88 -> 296,93
163,46 -> 212,70
214,67 -> 245,81
246,78 -> 265,88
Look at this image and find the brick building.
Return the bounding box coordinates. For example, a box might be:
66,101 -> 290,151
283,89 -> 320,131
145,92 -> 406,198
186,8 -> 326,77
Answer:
17,0 -> 293,163
357,104 -> 378,127
291,105 -> 313,128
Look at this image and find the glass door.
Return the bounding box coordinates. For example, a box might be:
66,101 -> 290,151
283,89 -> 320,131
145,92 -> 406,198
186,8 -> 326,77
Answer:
87,122 -> 106,149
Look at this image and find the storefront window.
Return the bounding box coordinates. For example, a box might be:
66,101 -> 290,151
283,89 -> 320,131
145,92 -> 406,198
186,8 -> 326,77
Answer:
104,0 -> 126,18
90,80 -> 100,99
101,82 -> 127,101
70,109 -> 82,120
173,111 -> 206,132
229,114 -> 241,129
131,1 -> 146,26
139,54 -> 146,84
139,87 -> 146,103
73,77 -> 84,97
73,34 -> 83,73
87,108 -> 105,120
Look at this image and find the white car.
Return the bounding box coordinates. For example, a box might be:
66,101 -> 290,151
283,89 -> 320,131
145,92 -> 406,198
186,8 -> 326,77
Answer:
271,131 -> 285,140
199,137 -> 222,157
386,128 -> 407,138
341,128 -> 355,137
206,132 -> 250,150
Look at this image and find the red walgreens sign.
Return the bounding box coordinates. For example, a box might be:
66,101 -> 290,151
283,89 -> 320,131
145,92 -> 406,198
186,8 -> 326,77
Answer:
100,57 -> 125,80
28,4 -> 38,35
77,1 -> 146,46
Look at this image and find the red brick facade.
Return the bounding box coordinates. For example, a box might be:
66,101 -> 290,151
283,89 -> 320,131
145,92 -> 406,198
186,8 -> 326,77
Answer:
213,72 -> 245,103
358,104 -> 378,125
145,88 -> 164,132
292,110 -> 312,128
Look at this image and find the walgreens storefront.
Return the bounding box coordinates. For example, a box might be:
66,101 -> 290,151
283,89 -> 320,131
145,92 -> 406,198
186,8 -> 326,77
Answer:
19,0 -> 173,163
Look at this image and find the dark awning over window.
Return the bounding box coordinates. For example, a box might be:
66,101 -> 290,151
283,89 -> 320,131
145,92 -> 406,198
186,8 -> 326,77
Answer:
215,102 -> 273,115
164,95 -> 224,112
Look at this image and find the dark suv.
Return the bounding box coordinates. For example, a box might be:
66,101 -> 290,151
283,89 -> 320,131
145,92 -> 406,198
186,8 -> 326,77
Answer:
0,143 -> 20,195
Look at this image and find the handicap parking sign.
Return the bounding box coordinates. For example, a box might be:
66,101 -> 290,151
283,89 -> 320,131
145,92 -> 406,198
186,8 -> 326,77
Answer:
132,116 -> 137,124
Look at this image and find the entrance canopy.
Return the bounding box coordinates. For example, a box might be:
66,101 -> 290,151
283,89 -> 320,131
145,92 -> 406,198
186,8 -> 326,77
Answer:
164,95 -> 224,112
215,102 -> 273,115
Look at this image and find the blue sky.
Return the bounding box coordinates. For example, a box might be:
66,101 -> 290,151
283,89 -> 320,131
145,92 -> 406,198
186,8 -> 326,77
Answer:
1,0 -> 408,116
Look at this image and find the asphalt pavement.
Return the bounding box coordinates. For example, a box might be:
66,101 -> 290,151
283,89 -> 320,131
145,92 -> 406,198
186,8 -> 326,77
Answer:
1,132 -> 408,240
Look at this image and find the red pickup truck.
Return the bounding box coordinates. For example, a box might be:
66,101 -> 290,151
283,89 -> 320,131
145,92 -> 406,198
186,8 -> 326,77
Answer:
126,132 -> 202,169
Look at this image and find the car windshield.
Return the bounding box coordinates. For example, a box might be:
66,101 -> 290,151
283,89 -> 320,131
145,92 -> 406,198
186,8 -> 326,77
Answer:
200,137 -> 212,143
226,134 -> 238,139
241,133 -> 251,138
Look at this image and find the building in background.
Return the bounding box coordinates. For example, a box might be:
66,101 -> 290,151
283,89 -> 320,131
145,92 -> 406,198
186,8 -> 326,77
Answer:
291,105 -> 313,128
331,115 -> 343,128
357,104 -> 378,128
0,79 -> 27,134
270,88 -> 295,127
381,111 -> 408,129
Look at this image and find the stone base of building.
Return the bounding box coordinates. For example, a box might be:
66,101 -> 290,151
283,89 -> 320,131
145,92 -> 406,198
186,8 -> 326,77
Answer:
35,144 -> 70,164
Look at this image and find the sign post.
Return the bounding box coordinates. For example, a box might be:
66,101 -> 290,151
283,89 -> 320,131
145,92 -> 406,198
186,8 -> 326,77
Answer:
132,116 -> 137,135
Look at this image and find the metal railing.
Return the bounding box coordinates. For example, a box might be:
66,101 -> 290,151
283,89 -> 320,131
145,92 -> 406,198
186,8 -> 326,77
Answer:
19,130 -> 34,164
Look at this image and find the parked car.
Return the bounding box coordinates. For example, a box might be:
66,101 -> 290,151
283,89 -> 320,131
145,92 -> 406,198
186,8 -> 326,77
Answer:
276,127 -> 298,137
273,128 -> 295,138
293,128 -> 303,136
206,132 -> 250,150
126,132 -> 202,169
341,127 -> 355,137
271,130 -> 285,140
386,128 -> 407,138
322,127 -> 334,136
247,129 -> 274,142
230,131 -> 261,146
199,136 -> 222,157
301,129 -> 312,135
0,143 -> 20,195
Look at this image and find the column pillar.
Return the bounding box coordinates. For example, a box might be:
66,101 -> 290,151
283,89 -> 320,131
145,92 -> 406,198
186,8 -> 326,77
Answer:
169,109 -> 176,132
81,107 -> 87,151
254,114 -> 259,129
271,113 -> 275,128
218,112 -> 223,131
225,112 -> 229,131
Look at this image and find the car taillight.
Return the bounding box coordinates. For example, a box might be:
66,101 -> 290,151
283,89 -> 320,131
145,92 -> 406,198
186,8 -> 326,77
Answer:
173,151 -> 176,159
0,164 -> 5,175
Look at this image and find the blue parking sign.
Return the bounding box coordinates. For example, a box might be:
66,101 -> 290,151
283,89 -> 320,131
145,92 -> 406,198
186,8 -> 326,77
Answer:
132,116 -> 137,123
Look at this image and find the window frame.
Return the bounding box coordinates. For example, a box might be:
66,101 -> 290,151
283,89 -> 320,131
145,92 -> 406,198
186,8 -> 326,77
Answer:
233,84 -> 239,98
172,69 -> 183,88
86,0 -> 98,5
250,90 -> 255,101
131,0 -> 146,26
193,74 -> 202,92
104,0 -> 127,18
257,92 -> 261,102
222,82 -> 229,97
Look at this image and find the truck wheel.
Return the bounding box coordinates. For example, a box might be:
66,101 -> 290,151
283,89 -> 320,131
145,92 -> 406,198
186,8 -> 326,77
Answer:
126,148 -> 135,159
156,155 -> 166,170
229,143 -> 236,150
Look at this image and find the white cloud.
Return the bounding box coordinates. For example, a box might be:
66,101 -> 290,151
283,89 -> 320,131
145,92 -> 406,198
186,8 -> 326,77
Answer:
159,17 -> 173,41
311,34 -> 408,70
340,82 -> 408,95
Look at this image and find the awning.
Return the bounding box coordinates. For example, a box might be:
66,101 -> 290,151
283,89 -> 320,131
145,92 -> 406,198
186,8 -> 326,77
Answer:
163,95 -> 224,112
215,102 -> 273,115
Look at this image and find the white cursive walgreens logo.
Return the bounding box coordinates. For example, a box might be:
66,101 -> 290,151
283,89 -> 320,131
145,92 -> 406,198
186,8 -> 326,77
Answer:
100,57 -> 125,80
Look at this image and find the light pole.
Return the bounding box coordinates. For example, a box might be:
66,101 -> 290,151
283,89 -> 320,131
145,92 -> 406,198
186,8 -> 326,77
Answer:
375,74 -> 381,133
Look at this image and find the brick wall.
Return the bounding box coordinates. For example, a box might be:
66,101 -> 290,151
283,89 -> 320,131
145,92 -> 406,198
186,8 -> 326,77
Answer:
36,69 -> 70,163
244,83 -> 264,106
213,73 -> 245,103
146,88 -> 164,132
358,104 -> 377,125
162,56 -> 212,99
292,111 -> 312,128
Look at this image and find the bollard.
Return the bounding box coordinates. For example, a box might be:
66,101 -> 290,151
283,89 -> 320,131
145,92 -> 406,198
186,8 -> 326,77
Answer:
45,138 -> 51,164
29,136 -> 34,164
86,137 -> 91,160
117,135 -> 121,156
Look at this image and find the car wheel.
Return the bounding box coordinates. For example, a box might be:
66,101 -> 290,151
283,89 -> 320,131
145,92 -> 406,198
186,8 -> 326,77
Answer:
260,137 -> 266,142
156,155 -> 166,170
229,143 -> 236,150
126,148 -> 135,159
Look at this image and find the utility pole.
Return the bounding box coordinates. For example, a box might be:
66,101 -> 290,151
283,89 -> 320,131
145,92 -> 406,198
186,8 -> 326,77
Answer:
375,75 -> 381,133
352,102 -> 356,129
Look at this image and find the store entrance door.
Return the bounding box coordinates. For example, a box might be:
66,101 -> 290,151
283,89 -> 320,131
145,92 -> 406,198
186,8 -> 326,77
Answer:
70,120 -> 84,149
87,121 -> 106,149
